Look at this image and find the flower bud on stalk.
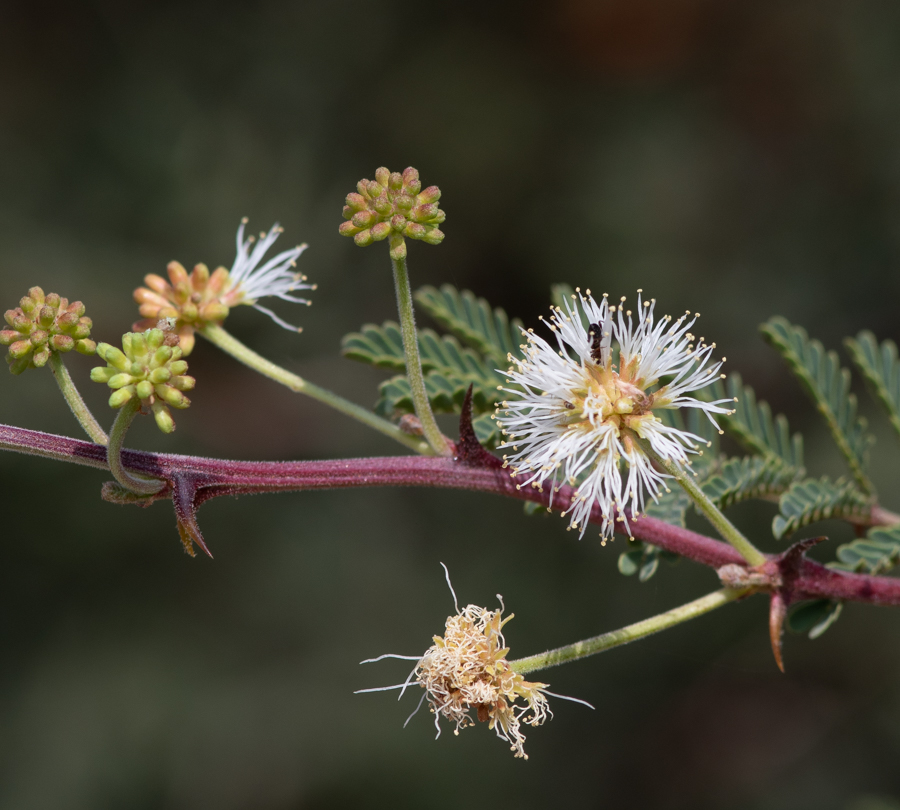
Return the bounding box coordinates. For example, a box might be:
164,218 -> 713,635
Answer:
339,166 -> 445,261
1,287 -> 96,374
91,328 -> 195,433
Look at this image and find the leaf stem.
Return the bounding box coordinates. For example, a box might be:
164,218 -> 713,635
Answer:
199,323 -> 433,455
48,353 -> 108,445
510,587 -> 750,674
640,439 -> 767,567
390,255 -> 452,456
107,399 -> 166,495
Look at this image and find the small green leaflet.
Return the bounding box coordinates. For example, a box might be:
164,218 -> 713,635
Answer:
830,523 -> 900,575
844,330 -> 900,442
772,476 -> 872,540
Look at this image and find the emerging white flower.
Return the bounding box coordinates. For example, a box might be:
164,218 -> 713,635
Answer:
133,218 -> 315,355
496,289 -> 734,541
224,218 -> 314,331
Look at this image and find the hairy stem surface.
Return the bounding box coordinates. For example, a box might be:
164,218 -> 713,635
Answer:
641,440 -> 767,567
510,587 -> 750,674
107,400 -> 166,495
48,353 -> 108,445
200,323 -> 432,455
390,255 -> 451,456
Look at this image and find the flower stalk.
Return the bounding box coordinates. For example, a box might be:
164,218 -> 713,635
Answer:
391,255 -> 452,456
199,323 -> 433,455
107,399 -> 166,495
48,353 -> 108,445
641,438 -> 767,567
510,587 -> 751,675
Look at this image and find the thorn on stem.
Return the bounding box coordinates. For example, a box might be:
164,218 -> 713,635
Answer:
454,385 -> 502,469
769,592 -> 787,673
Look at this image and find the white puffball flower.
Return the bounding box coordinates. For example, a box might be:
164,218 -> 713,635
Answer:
496,289 -> 735,541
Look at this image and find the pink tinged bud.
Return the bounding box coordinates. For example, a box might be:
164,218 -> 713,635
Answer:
152,402 -> 175,433
7,356 -> 29,375
357,179 -> 370,197
373,196 -> 393,216
32,348 -> 49,367
346,192 -> 368,212
404,222 -> 427,239
411,203 -> 438,222
367,180 -> 383,198
27,287 -> 45,304
44,293 -> 60,310
38,306 -> 55,328
389,234 -> 407,261
431,209 -> 446,224
56,311 -> 78,329
134,288 -> 168,308
75,339 -> 96,355
374,167 -> 390,186
13,315 -> 33,333
181,302 -> 199,322
339,221 -> 361,237
395,194 -> 414,211
169,360 -> 188,376
371,222 -> 391,241
417,185 -> 441,204
402,166 -> 419,185
422,228 -> 445,245
405,178 -> 422,196
391,214 -> 407,231
50,334 -> 74,352
66,301 -> 86,317
341,205 -> 353,220
9,340 -> 32,358
30,329 -> 48,346
167,261 -> 189,288
200,302 -> 229,322
354,229 -> 374,247
0,330 -> 18,345
108,388 -> 133,408
143,274 -> 172,296
19,296 -> 37,314
351,210 -> 376,228
4,309 -> 17,327
190,263 -> 210,290
136,380 -> 154,399
207,267 -> 230,296
388,172 -> 403,190
170,374 -> 195,392
177,328 -> 195,357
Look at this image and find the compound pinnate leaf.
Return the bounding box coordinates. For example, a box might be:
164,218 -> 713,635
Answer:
830,524 -> 900,575
761,317 -> 873,494
702,456 -> 802,510
844,330 -> 900,441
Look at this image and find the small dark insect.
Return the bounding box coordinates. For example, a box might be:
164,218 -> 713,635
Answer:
587,321 -> 606,363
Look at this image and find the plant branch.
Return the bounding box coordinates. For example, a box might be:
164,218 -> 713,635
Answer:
199,323 -> 432,455
390,255 -> 451,456
1,422 -> 899,605
48,353 -> 108,445
510,587 -> 751,674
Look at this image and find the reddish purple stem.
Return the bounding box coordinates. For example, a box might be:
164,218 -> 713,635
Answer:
2,422 -> 899,605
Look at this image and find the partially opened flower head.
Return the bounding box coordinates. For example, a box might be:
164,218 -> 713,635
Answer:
496,289 -> 735,541
133,220 -> 314,354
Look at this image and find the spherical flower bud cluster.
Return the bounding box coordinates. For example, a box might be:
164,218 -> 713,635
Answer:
133,220 -> 312,355
339,166 -> 445,261
1,286 -> 96,375
90,328 -> 195,433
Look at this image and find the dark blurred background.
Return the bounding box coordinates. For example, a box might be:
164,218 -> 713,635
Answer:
1,1 -> 900,808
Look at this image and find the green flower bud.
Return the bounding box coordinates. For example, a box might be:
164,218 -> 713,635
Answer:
2,287 -> 96,373
75,339 -> 97,355
92,327 -> 194,433
339,166 -> 446,258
